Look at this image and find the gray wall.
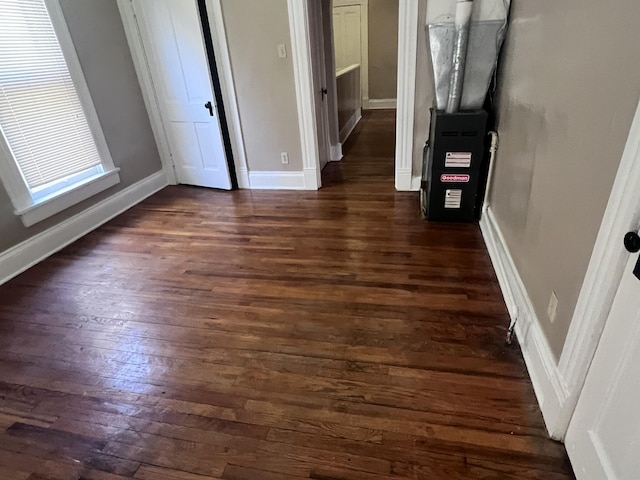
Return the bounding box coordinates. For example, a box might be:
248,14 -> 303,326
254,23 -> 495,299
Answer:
221,0 -> 303,173
368,0 -> 398,101
0,0 -> 162,253
489,0 -> 640,358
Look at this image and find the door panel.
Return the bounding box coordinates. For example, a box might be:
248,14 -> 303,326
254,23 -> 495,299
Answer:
309,0 -> 330,172
332,10 -> 343,70
132,0 -> 231,190
343,6 -> 361,67
566,251 -> 640,479
333,5 -> 361,71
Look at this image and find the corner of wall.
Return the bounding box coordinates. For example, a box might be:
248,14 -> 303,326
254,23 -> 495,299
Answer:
0,171 -> 168,287
480,206 -> 571,440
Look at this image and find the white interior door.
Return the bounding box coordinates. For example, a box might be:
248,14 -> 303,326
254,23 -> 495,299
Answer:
332,5 -> 362,71
566,234 -> 640,479
132,0 -> 231,190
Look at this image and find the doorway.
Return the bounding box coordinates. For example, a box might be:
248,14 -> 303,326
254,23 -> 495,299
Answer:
309,0 -> 400,172
118,0 -> 234,190
293,0 -> 418,190
331,0 -> 366,147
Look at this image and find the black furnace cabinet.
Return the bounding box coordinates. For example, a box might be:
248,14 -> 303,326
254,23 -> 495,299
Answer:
421,109 -> 488,222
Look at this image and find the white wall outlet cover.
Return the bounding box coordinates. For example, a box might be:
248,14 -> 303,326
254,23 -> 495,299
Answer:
277,44 -> 287,59
280,152 -> 289,165
547,291 -> 559,323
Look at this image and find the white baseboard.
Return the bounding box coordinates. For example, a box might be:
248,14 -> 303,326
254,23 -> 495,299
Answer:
0,170 -> 168,287
330,143 -> 343,162
236,168 -> 250,189
480,206 -> 569,440
367,98 -> 397,110
248,171 -> 306,190
395,169 -> 417,191
303,168 -> 320,190
339,108 -> 363,144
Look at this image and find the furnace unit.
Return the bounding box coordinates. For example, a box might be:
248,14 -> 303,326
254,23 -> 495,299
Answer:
420,0 -> 508,222
422,109 -> 487,222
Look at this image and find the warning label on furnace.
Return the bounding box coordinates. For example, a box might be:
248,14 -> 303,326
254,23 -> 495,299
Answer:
444,189 -> 462,209
445,152 -> 472,168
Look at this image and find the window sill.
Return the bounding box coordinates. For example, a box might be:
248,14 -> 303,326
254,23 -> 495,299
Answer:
15,168 -> 121,227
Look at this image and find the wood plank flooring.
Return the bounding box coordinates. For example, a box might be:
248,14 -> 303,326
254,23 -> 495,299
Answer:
0,110 -> 575,479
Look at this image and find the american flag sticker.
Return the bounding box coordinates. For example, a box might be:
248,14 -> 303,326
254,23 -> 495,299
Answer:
445,152 -> 472,168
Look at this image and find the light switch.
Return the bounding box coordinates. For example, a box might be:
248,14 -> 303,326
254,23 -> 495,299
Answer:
277,44 -> 287,59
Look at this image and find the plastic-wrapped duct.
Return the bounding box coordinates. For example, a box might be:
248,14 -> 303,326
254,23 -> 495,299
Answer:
428,1 -> 508,112
446,0 -> 473,113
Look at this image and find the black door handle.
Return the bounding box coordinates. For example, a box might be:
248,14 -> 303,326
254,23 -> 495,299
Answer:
625,231 -> 640,281
204,101 -> 214,116
624,231 -> 640,253
321,88 -> 328,101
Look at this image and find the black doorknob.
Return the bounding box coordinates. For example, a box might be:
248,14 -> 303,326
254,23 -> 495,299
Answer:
204,101 -> 214,117
624,231 -> 640,253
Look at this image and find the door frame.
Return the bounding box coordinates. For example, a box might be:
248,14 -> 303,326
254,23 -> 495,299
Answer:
308,0 -> 331,171
288,0 -> 418,191
117,0 -> 250,188
547,98 -> 640,439
287,0 -> 322,189
565,244 -> 640,478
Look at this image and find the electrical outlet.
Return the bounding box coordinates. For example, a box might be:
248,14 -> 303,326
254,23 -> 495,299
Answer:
277,44 -> 287,59
280,152 -> 289,165
547,291 -> 558,323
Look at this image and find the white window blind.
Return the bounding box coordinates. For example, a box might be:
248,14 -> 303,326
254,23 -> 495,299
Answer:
0,0 -> 102,191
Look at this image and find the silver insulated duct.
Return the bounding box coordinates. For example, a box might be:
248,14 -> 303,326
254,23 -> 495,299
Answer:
428,0 -> 508,113
446,0 -> 473,113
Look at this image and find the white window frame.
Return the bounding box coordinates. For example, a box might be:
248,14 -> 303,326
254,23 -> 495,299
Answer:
0,0 -> 120,228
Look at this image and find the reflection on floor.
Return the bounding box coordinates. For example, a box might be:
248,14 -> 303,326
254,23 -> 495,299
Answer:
0,109 -> 575,479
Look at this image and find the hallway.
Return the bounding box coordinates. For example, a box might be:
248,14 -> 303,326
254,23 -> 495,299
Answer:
0,111 -> 574,479
322,110 -> 397,188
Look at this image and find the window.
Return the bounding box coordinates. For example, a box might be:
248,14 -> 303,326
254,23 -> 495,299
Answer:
0,0 -> 119,227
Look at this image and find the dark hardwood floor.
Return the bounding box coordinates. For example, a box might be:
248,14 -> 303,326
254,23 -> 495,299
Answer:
0,110 -> 574,479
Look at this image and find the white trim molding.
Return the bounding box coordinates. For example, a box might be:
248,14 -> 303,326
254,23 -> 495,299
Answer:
339,107 -> 363,144
205,0 -> 250,189
394,0 -> 419,191
288,0 -> 321,190
368,98 -> 397,110
292,0 -> 416,190
553,99 -> 640,438
480,101 -> 640,442
480,207 -> 569,440
0,170 -> 168,287
17,169 -> 121,228
358,0 -> 369,110
330,143 -> 343,162
117,0 -> 177,186
248,171 -> 306,190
